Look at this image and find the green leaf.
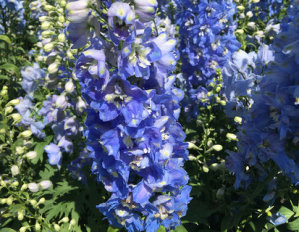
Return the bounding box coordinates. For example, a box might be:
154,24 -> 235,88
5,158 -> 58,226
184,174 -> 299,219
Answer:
107,226 -> 120,232
171,225 -> 188,232
0,74 -> 9,80
0,35 -> 11,45
0,63 -> 20,76
287,218 -> 299,231
280,206 -> 294,220
157,226 -> 166,232
0,228 -> 17,232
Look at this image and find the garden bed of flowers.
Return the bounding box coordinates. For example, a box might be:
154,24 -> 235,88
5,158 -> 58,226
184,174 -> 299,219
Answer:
0,0 -> 298,231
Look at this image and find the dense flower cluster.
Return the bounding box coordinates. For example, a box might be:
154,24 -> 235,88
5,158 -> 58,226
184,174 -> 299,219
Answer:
226,1 -> 299,190
70,1 -> 191,231
174,0 -> 240,117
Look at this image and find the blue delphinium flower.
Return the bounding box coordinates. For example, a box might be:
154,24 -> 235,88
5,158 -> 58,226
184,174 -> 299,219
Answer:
226,0 -> 299,189
175,0 -> 240,118
70,1 -> 192,231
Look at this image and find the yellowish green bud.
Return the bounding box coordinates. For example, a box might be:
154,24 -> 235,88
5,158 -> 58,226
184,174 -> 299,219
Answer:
226,133 -> 238,141
19,130 -> 32,139
60,217 -> 69,223
16,146 -> 25,154
6,197 -> 13,205
44,5 -> 55,11
19,226 -> 27,232
41,21 -> 51,30
10,113 -> 22,124
18,211 -> 24,220
0,128 -> 5,134
212,145 -> 223,151
4,106 -> 13,115
11,181 -> 19,187
48,62 -> 59,74
7,99 -> 20,106
237,5 -> 245,11
38,197 -> 46,205
234,116 -> 242,124
58,33 -> 66,43
54,224 -> 60,231
39,16 -> 49,22
220,100 -> 226,106
30,199 -> 37,206
24,151 -> 37,160
21,183 -> 28,191
44,43 -> 55,53
35,222 -> 41,231
58,15 -> 65,23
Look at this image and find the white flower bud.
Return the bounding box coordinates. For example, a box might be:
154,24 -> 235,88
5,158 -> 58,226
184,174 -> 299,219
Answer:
239,13 -> 245,19
54,224 -> 60,231
16,146 -> 25,154
41,21 -> 51,30
19,130 -> 32,139
65,79 -> 75,93
235,29 -> 244,34
58,33 -> 66,43
19,226 -> 27,232
252,0 -> 260,3
246,11 -> 253,18
60,217 -> 69,223
216,187 -> 225,199
44,42 -> 55,53
7,99 -> 20,106
5,106 -> 13,115
255,30 -> 265,37
21,183 -> 28,191
24,151 -> 37,160
28,182 -> 40,192
76,97 -> 86,112
234,116 -> 242,124
44,4 -> 55,11
226,133 -> 238,141
39,16 -> 49,22
38,197 -> 46,204
35,222 -> 41,231
11,165 -> 19,176
247,22 -> 255,29
212,145 -> 223,151
237,5 -> 245,11
39,180 -> 52,190
48,62 -> 59,74
6,197 -> 13,205
18,211 -> 24,220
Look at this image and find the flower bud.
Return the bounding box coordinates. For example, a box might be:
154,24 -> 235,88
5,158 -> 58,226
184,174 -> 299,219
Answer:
11,165 -> 19,176
247,22 -> 255,29
44,4 -> 55,11
4,106 -> 13,115
60,0 -> 66,7
54,224 -> 60,231
35,222 -> 41,231
48,62 -> 59,74
0,128 -> 5,134
58,33 -> 66,43
41,21 -> 51,30
16,146 -> 25,154
28,182 -> 40,192
24,151 -> 37,160
76,97 -> 87,112
252,0 -> 260,3
235,29 -> 244,34
30,199 -> 37,206
42,30 -> 54,38
212,145 -> 223,151
226,133 -> 238,141
6,197 -> 13,205
65,79 -> 75,93
0,198 -> 7,204
44,43 -> 55,53
255,30 -> 264,37
39,16 -> 49,22
216,187 -> 225,199
11,181 -> 19,187
38,197 -> 46,205
237,5 -> 245,11
20,226 -> 27,232
39,180 -> 52,190
7,99 -> 20,106
58,15 -> 65,23
234,116 -> 242,124
60,217 -> 69,223
246,11 -> 253,18
21,183 -> 28,191
19,130 -> 32,139
18,211 -> 24,220
67,50 -> 75,59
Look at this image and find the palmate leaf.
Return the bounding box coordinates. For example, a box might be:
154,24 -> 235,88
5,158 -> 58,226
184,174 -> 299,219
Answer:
0,63 -> 20,75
